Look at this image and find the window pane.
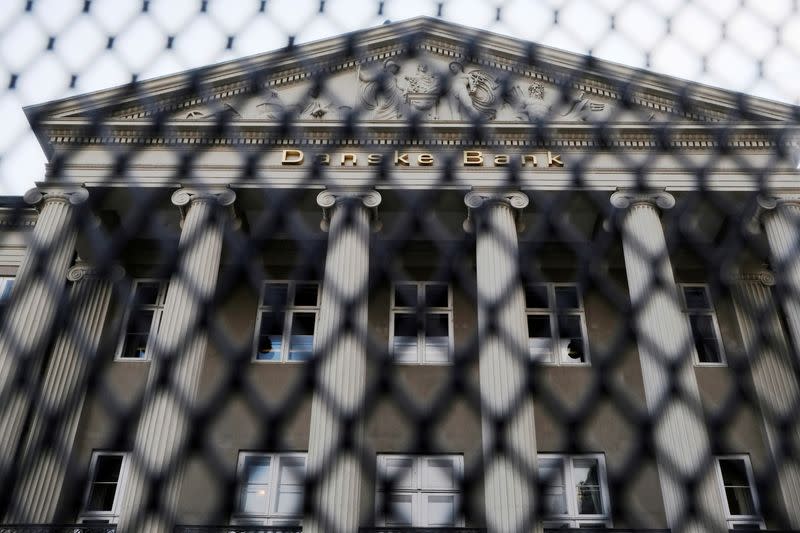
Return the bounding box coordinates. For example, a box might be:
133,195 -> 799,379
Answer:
528,315 -> 553,361
427,494 -> 457,526
386,494 -> 413,526
384,457 -> 415,488
393,313 -> 419,361
424,458 -> 456,489
395,284 -> 418,307
425,313 -> 450,362
243,456 -> 271,484
294,283 -> 318,306
135,283 -> 161,305
555,286 -> 580,309
539,458 -> 567,516
725,487 -> 757,515
574,459 -> 603,515
263,283 -> 289,307
557,315 -> 585,362
525,285 -> 549,309
86,482 -> 118,512
684,286 -> 710,309
719,459 -> 757,515
241,487 -> 269,514
121,334 -> 149,359
93,455 -> 123,483
690,315 -> 721,363
0,279 -> 14,301
288,312 -> 316,360
425,284 -> 449,308
256,312 -> 284,360
275,458 -> 305,515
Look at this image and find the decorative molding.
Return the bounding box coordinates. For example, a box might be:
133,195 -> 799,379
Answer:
23,187 -> 89,209
463,190 -> 529,232
0,208 -> 38,228
610,189 -> 675,210
316,189 -> 382,232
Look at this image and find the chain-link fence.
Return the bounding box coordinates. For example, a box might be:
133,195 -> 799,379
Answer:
1,2 -> 800,533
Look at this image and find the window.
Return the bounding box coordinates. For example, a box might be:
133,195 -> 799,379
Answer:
715,456 -> 764,529
116,280 -> 167,360
234,452 -> 307,526
538,454 -> 611,528
376,454 -> 463,527
525,284 -> 589,364
78,452 -> 129,524
254,281 -> 320,362
680,284 -> 726,364
390,282 -> 453,363
0,276 -> 14,314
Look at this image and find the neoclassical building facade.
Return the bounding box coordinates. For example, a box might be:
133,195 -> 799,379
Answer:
1,16 -> 799,533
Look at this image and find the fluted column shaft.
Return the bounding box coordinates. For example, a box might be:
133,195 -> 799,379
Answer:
759,198 -> 800,353
732,273 -> 800,527
305,190 -> 380,533
117,188 -> 235,533
467,190 -> 536,533
0,187 -> 88,490
6,263 -> 116,522
611,191 -> 726,533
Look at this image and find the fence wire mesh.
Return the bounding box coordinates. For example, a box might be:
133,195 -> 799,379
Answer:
0,2 -> 800,533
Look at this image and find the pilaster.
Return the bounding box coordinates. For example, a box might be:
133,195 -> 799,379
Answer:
6,261 -> 120,522
732,269 -> 800,527
466,189 -> 537,533
304,189 -> 380,533
0,186 -> 88,490
116,187 -> 235,533
611,189 -> 727,533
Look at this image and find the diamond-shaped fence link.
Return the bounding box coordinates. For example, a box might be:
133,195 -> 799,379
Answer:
0,2 -> 799,533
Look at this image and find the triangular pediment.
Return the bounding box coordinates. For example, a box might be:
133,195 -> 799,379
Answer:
25,16 -> 799,154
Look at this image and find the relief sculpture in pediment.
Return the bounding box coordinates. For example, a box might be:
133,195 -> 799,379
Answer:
510,81 -> 550,121
358,59 -> 407,120
448,62 -> 501,121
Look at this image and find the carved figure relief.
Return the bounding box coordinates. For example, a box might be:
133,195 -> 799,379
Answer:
511,82 -> 550,121
296,85 -> 333,120
448,62 -> 501,121
561,91 -> 606,121
358,59 -> 406,120
403,63 -> 441,119
255,89 -> 285,119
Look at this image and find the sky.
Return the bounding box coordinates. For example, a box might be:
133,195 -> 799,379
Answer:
0,0 -> 798,195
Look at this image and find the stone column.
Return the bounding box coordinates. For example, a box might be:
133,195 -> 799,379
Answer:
465,190 -> 537,533
610,190 -> 727,533
755,195 -> 800,352
305,189 -> 380,533
116,187 -> 236,533
0,186 -> 88,490
6,261 -> 119,523
732,270 -> 800,527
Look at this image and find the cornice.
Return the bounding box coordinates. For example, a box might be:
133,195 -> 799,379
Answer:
39,121 -> 799,152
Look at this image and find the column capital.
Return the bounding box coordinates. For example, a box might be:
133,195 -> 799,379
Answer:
316,189 -> 382,232
23,187 -> 89,209
67,261 -> 126,283
745,193 -> 800,234
736,268 -> 776,287
171,186 -> 238,225
463,189 -> 529,232
610,189 -> 675,210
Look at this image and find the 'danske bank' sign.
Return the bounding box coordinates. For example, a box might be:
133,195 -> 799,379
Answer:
279,149 -> 565,168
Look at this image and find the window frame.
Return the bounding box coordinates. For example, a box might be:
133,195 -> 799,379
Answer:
252,281 -> 321,363
376,453 -> 464,528
525,283 -> 591,366
714,455 -> 765,529
537,453 -> 611,528
77,451 -> 130,524
232,451 -> 308,526
114,279 -> 167,362
389,282 -> 455,365
679,283 -> 727,366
